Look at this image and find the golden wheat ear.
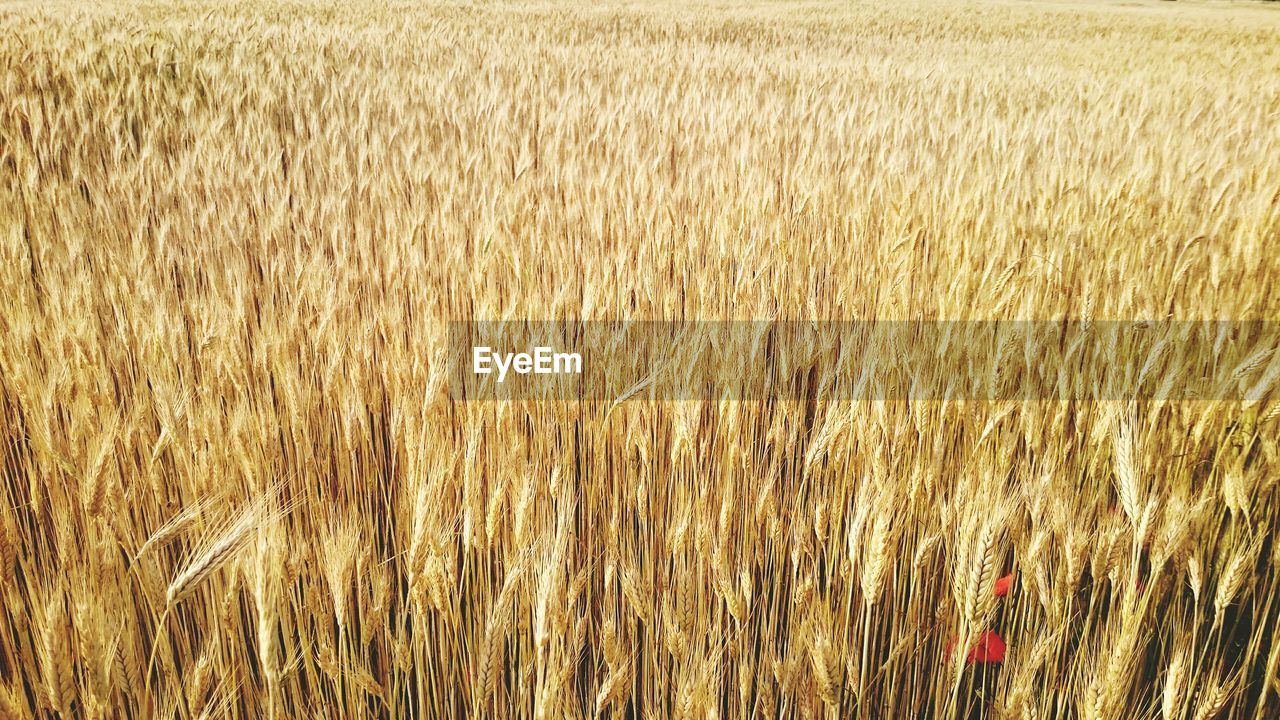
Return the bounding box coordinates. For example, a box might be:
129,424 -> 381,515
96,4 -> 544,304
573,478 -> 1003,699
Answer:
145,494 -> 276,691
132,499 -> 206,563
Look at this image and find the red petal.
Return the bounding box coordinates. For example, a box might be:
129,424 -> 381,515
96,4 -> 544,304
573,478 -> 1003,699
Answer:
994,573 -> 1015,598
966,631 -> 1006,664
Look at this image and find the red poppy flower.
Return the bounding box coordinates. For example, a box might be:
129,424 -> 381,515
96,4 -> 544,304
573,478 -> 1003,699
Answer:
944,630 -> 1008,665
967,631 -> 1006,664
994,573 -> 1015,598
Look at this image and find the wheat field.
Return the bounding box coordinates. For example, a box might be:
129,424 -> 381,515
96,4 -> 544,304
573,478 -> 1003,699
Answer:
2,0 -> 1280,717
